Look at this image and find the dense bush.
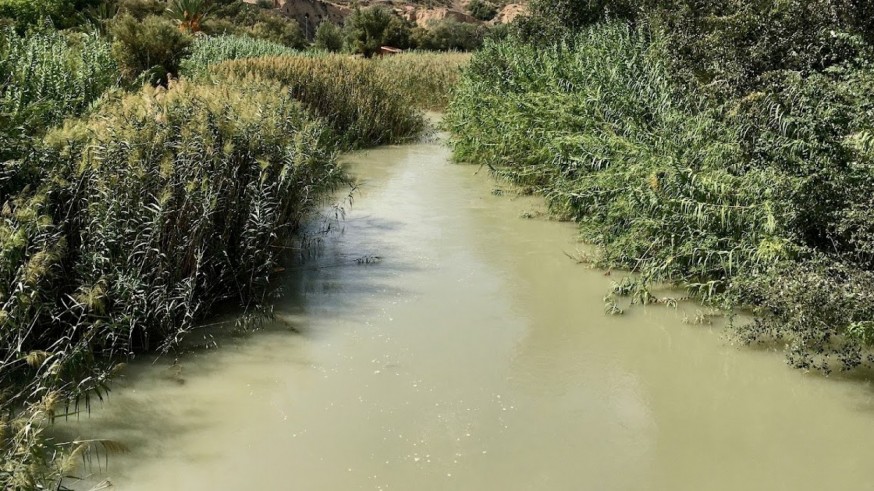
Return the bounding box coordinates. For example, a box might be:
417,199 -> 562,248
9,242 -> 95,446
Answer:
212,55 -> 425,147
313,20 -> 343,52
343,6 -> 413,57
1,79 -> 344,488
203,0 -> 306,48
518,0 -> 874,97
117,0 -> 165,19
110,14 -> 192,85
412,19 -> 485,51
467,0 -> 496,21
0,0 -> 99,30
446,17 -> 874,372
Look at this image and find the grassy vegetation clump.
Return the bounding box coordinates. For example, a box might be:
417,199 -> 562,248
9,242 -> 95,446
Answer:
447,8 -> 874,373
211,54 -> 427,147
372,51 -> 470,110
180,34 -> 295,76
1,79 -> 344,487
0,27 -> 118,192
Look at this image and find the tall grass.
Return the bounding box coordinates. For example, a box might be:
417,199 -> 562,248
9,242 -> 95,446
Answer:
180,34 -> 296,77
212,54 -> 427,148
0,27 -> 118,172
371,51 -> 471,111
446,23 -> 874,372
0,79 -> 344,488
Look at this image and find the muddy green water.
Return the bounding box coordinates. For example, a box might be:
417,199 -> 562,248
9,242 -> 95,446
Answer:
62,137 -> 874,490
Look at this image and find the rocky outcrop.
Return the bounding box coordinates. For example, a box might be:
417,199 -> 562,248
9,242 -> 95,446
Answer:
401,7 -> 480,28
491,3 -> 527,24
243,0 -> 351,36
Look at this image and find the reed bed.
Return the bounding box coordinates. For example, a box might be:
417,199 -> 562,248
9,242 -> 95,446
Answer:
212,54 -> 425,148
0,27 -> 118,179
371,51 -> 471,111
1,31 -> 466,488
1,79 -> 344,488
446,23 -> 874,373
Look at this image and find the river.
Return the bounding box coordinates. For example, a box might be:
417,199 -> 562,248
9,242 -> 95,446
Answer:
60,134 -> 874,490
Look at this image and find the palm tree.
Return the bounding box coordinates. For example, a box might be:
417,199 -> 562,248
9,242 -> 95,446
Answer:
166,0 -> 214,33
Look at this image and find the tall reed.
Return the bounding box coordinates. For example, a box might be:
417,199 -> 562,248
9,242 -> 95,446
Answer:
180,34 -> 297,77
211,54 -> 426,148
1,79 -> 344,488
446,23 -> 874,372
0,27 -> 118,188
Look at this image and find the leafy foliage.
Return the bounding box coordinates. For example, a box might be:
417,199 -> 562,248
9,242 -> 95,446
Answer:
343,6 -> 413,57
446,16 -> 874,373
180,34 -> 294,76
467,0 -> 497,21
110,14 -> 192,85
165,0 -> 214,33
0,0 -> 96,31
313,20 -> 343,52
412,19 -> 485,51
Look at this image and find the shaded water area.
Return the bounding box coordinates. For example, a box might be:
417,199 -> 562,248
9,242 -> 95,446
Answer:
61,134 -> 874,490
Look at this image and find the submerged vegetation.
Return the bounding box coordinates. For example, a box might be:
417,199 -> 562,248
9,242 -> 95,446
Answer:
447,0 -> 874,374
1,4 -> 467,484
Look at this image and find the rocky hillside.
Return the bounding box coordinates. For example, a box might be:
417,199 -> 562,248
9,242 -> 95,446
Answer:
245,0 -> 527,33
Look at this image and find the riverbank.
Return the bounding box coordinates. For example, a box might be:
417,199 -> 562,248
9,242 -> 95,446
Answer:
445,17 -> 874,374
0,30 -> 467,486
55,132 -> 874,491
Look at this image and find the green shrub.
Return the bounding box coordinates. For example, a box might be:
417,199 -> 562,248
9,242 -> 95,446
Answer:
203,0 -> 306,48
467,0 -> 496,21
110,14 -> 193,85
343,6 -> 413,57
0,0 -> 79,30
117,0 -> 164,19
313,20 -> 343,52
247,14 -> 307,48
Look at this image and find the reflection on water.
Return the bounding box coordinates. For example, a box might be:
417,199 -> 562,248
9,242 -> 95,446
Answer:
59,138 -> 874,491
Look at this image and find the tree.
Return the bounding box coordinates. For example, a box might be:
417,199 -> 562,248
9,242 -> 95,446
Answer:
166,0 -> 214,33
314,20 -> 343,52
467,0 -> 496,21
343,6 -> 412,57
412,19 -> 484,51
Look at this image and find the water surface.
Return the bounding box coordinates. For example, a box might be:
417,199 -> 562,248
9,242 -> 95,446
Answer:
63,137 -> 874,491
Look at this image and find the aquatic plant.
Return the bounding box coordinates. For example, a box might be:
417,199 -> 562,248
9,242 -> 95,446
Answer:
180,34 -> 295,77
446,20 -> 874,373
211,54 -> 427,148
0,79 -> 345,488
0,27 -> 118,168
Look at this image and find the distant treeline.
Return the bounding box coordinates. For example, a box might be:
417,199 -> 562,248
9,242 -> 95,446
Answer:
447,0 -> 874,373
